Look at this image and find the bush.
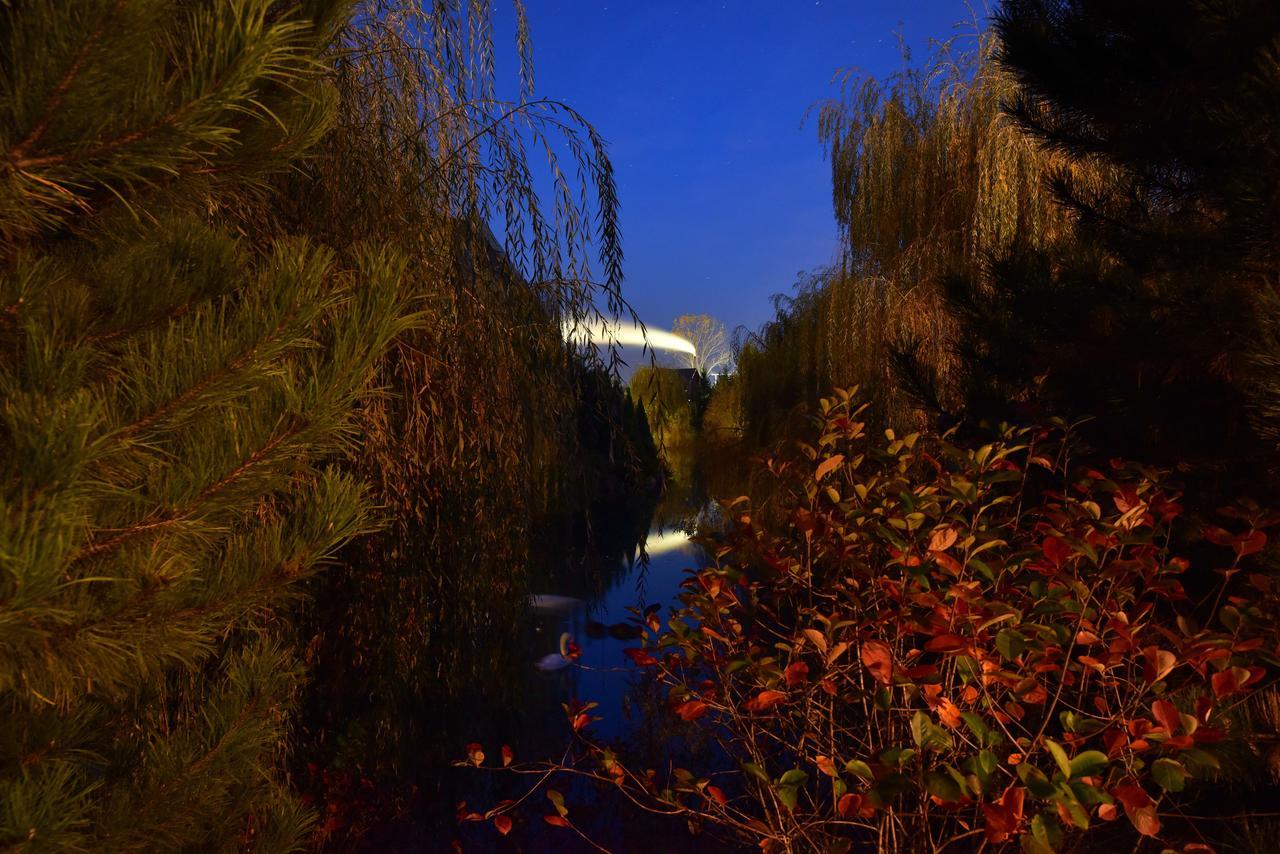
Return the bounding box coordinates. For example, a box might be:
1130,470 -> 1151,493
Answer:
468,391 -> 1279,852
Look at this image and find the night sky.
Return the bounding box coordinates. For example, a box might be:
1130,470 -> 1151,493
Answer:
495,1 -> 985,338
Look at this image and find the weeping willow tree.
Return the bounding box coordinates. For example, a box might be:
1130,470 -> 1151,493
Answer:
255,1 -> 639,826
737,29 -> 1095,439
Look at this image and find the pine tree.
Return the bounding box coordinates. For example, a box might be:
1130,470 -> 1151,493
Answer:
0,2 -> 409,849
937,0 -> 1280,497
997,0 -> 1280,279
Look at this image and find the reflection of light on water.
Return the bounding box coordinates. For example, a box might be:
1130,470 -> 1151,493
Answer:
642,528 -> 691,557
561,319 -> 697,357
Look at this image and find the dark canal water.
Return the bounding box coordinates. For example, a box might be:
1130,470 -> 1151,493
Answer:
297,454 -> 744,852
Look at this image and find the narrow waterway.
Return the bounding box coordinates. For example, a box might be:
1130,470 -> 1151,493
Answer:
300,447 -> 747,851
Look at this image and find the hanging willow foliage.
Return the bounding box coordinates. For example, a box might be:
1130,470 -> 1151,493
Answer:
818,28 -> 1100,422
237,0 -> 640,814
739,29 -> 1104,438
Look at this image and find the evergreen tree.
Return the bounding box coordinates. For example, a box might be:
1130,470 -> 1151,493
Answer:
997,0 -> 1280,279
0,2 -> 408,849
936,0 -> 1280,497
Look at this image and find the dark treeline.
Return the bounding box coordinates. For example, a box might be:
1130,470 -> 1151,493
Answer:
733,2 -> 1280,511
0,1 -> 655,850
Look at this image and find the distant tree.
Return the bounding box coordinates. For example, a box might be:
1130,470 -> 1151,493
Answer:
629,366 -> 696,450
669,313 -> 733,377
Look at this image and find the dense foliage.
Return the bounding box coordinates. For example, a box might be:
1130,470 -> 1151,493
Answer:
733,3 -> 1280,510
734,29 -> 1083,439
927,0 -> 1280,501
0,2 -> 412,848
1,0 -> 643,848
465,391 -> 1280,851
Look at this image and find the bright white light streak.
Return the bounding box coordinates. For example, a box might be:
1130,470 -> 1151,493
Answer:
563,319 -> 696,357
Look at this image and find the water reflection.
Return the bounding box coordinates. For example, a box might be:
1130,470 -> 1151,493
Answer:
299,438 -> 743,850
527,520 -> 703,744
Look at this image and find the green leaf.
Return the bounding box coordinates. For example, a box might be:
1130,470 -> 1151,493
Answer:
1067,750 -> 1108,779
1181,748 -> 1220,775
774,783 -> 799,811
964,750 -> 999,790
1017,764 -> 1056,799
925,770 -> 962,802
844,758 -> 874,780
1045,739 -> 1071,778
911,710 -> 953,752
1068,779 -> 1112,807
868,772 -> 911,806
743,762 -> 770,783
1031,813 -> 1063,849
1059,795 -> 1090,830
1151,758 -> 1190,792
996,628 -> 1027,661
778,769 -> 809,787
961,711 -> 1000,748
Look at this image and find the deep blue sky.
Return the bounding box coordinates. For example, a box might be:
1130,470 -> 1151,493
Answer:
495,1 -> 983,336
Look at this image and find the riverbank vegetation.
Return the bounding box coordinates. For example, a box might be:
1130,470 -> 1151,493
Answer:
464,1 -> 1280,851
5,0 -> 1280,851
479,392 -> 1280,851
0,1 -> 652,850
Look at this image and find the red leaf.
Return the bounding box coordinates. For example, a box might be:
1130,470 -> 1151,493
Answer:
1113,782 -> 1160,837
1142,646 -> 1176,683
1001,784 -> 1025,823
1129,804 -> 1160,836
816,755 -> 838,777
544,815 -> 571,828
815,454 -> 845,482
572,713 -> 591,732
784,661 -> 810,688
501,744 -> 514,767
933,552 -> 964,576
744,689 -> 787,714
838,793 -> 871,819
707,785 -> 728,806
982,802 -> 1017,843
624,648 -> 658,667
1152,699 -> 1180,734
1211,667 -> 1250,698
465,743 -> 485,767
928,526 -> 958,552
493,815 -> 512,836
925,633 -> 966,654
1236,529 -> 1267,557
1042,535 -> 1072,567
1203,526 -> 1235,547
674,700 -> 708,722
860,641 -> 894,685
937,698 -> 963,729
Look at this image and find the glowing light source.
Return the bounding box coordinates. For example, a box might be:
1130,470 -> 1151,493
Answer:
563,319 -> 696,357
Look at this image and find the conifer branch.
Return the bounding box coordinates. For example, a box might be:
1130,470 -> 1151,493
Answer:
5,0 -> 128,163
73,417 -> 307,565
